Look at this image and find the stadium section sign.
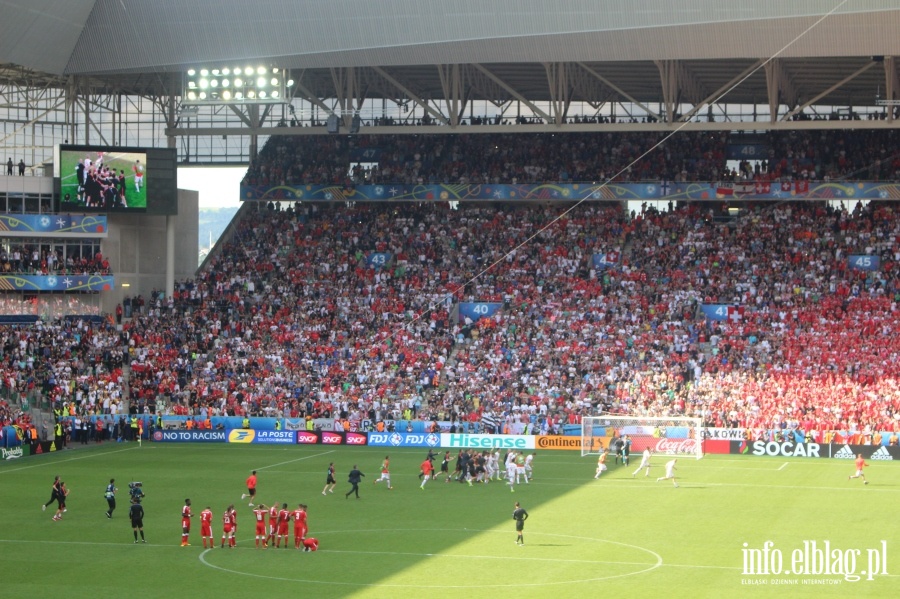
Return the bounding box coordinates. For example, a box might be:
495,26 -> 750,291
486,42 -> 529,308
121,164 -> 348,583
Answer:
152,431 -> 225,443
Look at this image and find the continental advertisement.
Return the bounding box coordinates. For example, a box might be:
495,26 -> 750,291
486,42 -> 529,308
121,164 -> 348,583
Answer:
535,435 -> 610,451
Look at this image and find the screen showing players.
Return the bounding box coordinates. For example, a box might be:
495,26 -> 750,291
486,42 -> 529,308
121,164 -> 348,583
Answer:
57,146 -> 149,212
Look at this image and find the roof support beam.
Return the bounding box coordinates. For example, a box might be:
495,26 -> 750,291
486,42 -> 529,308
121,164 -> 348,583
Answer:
372,66 -> 449,125
437,64 -> 464,127
544,62 -> 571,125
764,59 -> 800,122
782,62 -> 877,121
655,60 -> 679,123
884,56 -> 899,122
680,60 -> 763,123
471,63 -> 551,123
577,62 -> 660,121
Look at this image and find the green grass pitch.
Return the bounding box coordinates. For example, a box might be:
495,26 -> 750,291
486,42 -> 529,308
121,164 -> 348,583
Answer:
58,150 -> 147,209
1,444 -> 896,598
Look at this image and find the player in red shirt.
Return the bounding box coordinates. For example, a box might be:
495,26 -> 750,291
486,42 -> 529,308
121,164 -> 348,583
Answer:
253,504 -> 268,548
849,454 -> 869,484
291,503 -> 308,549
276,503 -> 290,548
302,536 -> 319,552
420,458 -> 434,489
180,499 -> 193,546
266,502 -> 279,547
200,506 -> 214,548
221,505 -> 236,548
242,470 -> 258,506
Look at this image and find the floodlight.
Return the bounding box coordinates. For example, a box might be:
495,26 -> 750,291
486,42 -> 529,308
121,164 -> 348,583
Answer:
259,90 -> 267,98
287,79 -> 294,86
271,90 -> 279,98
187,81 -> 196,89
222,90 -> 232,100
211,79 -> 219,88
257,66 -> 266,75
271,77 -> 278,86
221,79 -> 229,87
256,77 -> 265,87
199,91 -> 207,99
234,78 -> 243,87
187,69 -> 196,76
187,91 -> 197,100
200,69 -> 209,76
235,91 -> 243,99
222,68 -> 230,75
199,79 -> 209,89
211,69 -> 220,75
244,67 -> 254,76
247,90 -> 256,99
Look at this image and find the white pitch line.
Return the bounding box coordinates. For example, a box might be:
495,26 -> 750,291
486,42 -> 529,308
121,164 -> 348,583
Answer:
254,450 -> 335,471
778,462 -> 789,471
0,446 -> 140,475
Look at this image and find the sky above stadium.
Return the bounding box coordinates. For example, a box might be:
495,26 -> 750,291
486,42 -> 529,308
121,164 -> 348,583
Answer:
177,166 -> 244,208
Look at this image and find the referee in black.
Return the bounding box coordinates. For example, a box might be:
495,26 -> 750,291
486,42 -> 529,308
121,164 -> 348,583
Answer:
130,497 -> 146,543
513,501 -> 529,546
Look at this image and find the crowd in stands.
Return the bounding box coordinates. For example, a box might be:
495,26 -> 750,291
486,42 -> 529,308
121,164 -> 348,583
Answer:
242,129 -> 900,188
0,247 -> 110,276
8,127 -> 900,442
6,196 -> 897,443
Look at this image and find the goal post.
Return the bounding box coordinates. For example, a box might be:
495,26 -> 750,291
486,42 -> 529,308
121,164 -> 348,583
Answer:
581,415 -> 704,460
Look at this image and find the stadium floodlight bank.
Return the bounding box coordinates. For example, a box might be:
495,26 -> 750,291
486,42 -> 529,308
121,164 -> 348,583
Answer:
581,415 -> 703,460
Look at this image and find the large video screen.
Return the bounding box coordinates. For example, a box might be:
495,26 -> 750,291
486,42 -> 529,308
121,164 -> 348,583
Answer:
56,146 -> 149,212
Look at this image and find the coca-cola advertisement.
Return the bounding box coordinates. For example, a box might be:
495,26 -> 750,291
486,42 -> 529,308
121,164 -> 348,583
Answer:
628,436 -> 729,455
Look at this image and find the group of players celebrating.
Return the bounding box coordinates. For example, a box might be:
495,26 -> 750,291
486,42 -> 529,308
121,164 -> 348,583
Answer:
74,153 -> 142,209
415,449 -> 535,492
180,498 -> 318,551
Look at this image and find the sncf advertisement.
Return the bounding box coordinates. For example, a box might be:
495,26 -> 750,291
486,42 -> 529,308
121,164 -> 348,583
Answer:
295,431 -> 368,446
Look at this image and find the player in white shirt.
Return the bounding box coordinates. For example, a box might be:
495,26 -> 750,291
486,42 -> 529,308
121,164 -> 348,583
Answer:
132,159 -> 144,193
657,458 -> 678,487
485,451 -> 498,482
594,449 -> 608,478
505,451 -> 518,492
524,453 -> 535,481
632,448 -> 652,477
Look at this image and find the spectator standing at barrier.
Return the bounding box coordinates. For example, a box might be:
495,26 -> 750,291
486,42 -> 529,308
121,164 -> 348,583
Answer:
17,159 -> 25,175
6,158 -> 12,175
105,478 -> 117,518
345,465 -> 364,499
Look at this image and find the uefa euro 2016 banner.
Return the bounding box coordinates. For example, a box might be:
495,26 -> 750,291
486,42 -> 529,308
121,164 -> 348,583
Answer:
240,181 -> 899,203
0,213 -> 107,234
0,274 -> 115,292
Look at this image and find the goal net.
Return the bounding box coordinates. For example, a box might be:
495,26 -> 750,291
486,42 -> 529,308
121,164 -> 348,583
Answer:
581,415 -> 703,460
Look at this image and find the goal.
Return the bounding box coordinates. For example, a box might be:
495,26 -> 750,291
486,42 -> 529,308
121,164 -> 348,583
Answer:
580,415 -> 703,460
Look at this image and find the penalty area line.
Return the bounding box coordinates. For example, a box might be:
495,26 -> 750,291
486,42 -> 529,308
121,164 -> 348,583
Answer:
254,449 -> 335,471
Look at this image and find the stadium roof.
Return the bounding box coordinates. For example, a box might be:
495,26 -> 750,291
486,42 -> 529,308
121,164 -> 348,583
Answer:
2,1 -> 900,117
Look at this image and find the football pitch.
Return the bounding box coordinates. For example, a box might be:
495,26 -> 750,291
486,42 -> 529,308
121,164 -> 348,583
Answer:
1,444 -> 896,598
